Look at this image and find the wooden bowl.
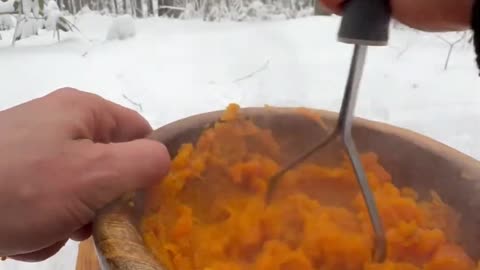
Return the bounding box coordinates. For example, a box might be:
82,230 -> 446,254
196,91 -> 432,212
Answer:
92,106 -> 480,270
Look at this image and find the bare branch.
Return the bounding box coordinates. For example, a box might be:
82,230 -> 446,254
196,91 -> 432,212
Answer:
435,31 -> 468,70
122,93 -> 143,112
468,32 -> 474,44
436,35 -> 450,44
11,16 -> 26,46
233,59 -> 270,83
391,42 -> 411,59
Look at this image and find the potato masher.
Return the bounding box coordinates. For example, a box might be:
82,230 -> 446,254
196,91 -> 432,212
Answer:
266,0 -> 391,263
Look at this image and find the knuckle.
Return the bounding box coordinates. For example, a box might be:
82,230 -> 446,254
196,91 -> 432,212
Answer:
49,88 -> 104,105
47,88 -> 106,120
49,87 -> 82,98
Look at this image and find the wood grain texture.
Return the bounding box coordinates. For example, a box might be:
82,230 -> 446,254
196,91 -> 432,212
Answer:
92,107 -> 480,269
76,238 -> 100,270
93,193 -> 164,270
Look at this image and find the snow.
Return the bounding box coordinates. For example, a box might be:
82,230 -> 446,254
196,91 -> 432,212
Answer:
0,15 -> 15,31
1,12 -> 480,270
44,10 -> 61,31
42,0 -> 61,31
21,0 -> 33,16
47,0 -> 60,12
15,17 -> 39,40
106,14 -> 136,40
0,0 -> 15,13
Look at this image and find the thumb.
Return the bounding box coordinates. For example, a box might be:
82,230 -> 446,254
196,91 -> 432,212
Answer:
80,139 -> 171,210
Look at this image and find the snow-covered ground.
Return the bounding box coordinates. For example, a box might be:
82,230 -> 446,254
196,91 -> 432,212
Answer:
1,12 -> 480,269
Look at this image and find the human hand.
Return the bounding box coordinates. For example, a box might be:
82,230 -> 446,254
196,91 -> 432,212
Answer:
320,0 -> 473,32
0,88 -> 170,262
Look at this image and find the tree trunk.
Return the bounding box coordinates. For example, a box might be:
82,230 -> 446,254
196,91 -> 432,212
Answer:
147,0 -> 153,15
70,0 -> 76,13
223,0 -> 229,12
314,0 -> 331,15
63,0 -> 71,13
134,0 -> 143,16
113,0 -> 118,13
158,0 -> 181,16
157,0 -> 165,15
122,0 -> 127,13
75,0 -> 82,12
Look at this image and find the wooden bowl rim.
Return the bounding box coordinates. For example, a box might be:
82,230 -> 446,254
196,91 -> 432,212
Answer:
151,106 -> 480,171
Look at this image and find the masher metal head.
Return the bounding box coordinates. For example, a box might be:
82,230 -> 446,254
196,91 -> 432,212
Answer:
265,0 -> 391,263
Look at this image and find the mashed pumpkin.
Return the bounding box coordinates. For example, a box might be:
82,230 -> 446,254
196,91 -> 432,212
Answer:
141,104 -> 478,270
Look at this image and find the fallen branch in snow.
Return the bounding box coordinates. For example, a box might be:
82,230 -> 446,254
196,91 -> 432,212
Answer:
436,32 -> 467,70
396,44 -> 410,59
122,93 -> 143,112
390,43 -> 411,60
157,5 -> 185,11
393,37 -> 417,59
233,59 -> 270,83
81,40 -> 107,57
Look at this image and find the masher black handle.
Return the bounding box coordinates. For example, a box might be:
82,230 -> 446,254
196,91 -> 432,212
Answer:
337,0 -> 391,46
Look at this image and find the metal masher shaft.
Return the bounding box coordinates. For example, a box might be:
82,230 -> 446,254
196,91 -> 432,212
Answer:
339,44 -> 386,262
266,0 -> 390,262
265,44 -> 387,262
335,0 -> 391,262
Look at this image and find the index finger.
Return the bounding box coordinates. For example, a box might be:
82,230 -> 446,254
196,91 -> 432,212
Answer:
47,88 -> 153,143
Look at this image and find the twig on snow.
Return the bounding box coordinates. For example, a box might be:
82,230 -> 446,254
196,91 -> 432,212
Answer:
81,39 -> 108,57
122,93 -> 143,112
436,31 -> 467,70
233,59 -> 270,83
393,40 -> 413,59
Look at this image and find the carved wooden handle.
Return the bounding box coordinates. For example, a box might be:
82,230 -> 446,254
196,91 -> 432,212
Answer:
93,195 -> 164,270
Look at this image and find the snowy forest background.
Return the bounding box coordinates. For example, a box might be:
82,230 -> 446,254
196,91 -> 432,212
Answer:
0,0 -> 335,44
0,0 -> 474,68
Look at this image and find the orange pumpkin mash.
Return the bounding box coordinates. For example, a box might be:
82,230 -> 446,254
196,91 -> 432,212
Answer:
141,104 -> 477,270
